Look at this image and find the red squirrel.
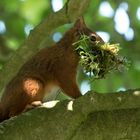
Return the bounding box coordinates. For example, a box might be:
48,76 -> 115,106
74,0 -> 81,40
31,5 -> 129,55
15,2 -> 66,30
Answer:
0,17 -> 104,122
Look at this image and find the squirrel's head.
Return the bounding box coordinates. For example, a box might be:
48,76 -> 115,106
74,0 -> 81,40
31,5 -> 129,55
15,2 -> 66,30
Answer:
73,17 -> 104,45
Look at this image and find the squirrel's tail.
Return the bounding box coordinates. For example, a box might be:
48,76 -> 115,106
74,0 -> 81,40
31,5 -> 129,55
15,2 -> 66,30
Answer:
0,102 -> 4,122
0,102 -> 8,123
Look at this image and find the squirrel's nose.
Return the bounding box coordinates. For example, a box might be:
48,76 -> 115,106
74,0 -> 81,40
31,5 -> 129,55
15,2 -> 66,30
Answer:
96,35 -> 105,45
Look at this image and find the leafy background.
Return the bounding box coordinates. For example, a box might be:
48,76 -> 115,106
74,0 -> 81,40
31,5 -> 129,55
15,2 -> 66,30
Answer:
0,0 -> 140,96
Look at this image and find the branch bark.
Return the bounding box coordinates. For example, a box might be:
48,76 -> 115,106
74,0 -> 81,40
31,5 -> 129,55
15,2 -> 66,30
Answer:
0,89 -> 140,140
0,0 -> 90,92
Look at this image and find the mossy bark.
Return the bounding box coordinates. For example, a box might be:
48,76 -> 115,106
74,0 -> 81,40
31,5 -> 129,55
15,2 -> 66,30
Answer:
0,89 -> 140,140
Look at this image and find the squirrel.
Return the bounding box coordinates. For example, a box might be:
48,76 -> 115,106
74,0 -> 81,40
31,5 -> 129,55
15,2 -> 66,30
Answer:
0,17 -> 104,122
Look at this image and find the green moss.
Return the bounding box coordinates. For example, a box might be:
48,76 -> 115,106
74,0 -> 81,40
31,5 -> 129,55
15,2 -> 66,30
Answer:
73,34 -> 128,79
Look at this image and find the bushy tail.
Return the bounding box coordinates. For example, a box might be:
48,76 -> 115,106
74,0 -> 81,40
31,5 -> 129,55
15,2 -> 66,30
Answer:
0,102 -> 8,123
0,103 -> 3,122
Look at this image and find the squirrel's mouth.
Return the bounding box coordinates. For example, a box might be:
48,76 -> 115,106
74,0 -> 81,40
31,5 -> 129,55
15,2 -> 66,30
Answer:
72,34 -> 128,79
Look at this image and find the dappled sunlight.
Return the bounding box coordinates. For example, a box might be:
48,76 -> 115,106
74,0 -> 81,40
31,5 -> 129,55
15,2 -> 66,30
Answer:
53,32 -> 62,42
136,7 -> 140,20
114,6 -> 130,34
99,1 -> 114,18
117,87 -> 126,92
41,100 -> 74,111
113,2 -> 134,41
124,28 -> 134,41
119,2 -> 128,11
97,31 -> 110,42
67,100 -> 73,111
90,96 -> 96,103
133,91 -> 140,96
117,97 -> 122,102
80,81 -> 90,95
85,72 -> 93,77
43,100 -> 60,108
52,0 -> 63,12
0,20 -> 6,34
24,24 -> 34,36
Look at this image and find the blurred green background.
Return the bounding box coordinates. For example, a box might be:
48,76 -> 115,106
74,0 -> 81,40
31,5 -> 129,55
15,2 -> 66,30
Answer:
0,0 -> 140,95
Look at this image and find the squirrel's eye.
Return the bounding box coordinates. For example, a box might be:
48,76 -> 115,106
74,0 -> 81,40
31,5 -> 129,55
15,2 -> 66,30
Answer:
90,35 -> 97,42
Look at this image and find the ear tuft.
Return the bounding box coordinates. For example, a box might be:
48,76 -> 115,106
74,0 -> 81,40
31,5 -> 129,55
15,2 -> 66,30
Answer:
74,17 -> 86,29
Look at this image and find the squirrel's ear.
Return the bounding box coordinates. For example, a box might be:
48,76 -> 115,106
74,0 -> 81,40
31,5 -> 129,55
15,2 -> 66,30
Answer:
74,17 -> 86,29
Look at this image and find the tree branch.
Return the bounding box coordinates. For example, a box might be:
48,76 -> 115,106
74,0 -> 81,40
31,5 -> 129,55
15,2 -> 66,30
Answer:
0,0 -> 90,92
0,89 -> 140,139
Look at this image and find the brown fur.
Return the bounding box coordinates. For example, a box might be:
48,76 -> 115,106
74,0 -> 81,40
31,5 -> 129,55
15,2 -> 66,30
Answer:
0,18 -> 104,122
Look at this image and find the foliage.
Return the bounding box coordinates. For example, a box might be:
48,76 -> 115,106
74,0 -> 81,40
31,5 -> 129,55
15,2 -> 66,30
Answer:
73,34 -> 127,79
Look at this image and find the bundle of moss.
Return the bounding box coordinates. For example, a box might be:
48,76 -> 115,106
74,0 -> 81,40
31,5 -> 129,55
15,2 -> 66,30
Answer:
73,34 -> 128,79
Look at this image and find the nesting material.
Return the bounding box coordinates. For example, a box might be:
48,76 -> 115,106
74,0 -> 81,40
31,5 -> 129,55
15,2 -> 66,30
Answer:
73,34 -> 128,79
